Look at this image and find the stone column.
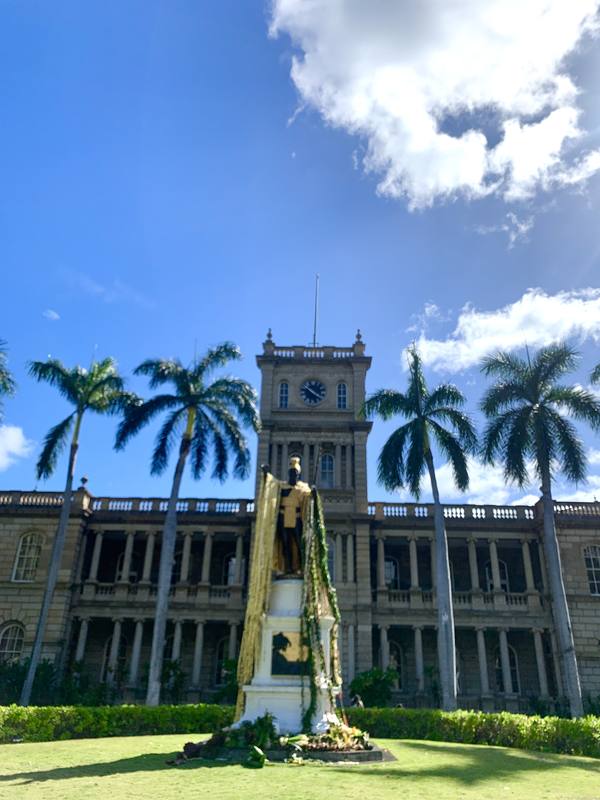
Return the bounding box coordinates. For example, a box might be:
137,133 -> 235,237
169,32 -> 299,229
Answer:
234,533 -> 244,584
414,626 -> 424,692
303,443 -> 310,477
335,533 -> 344,584
377,536 -> 386,590
119,531 -> 135,583
106,619 -> 122,684
380,625 -> 390,669
489,538 -> 502,591
533,628 -> 549,697
201,531 -> 214,584
192,621 -> 205,686
335,444 -> 342,488
345,443 -> 352,489
468,537 -> 480,590
347,624 -> 356,683
141,531 -> 156,582
409,536 -> 419,589
171,620 -> 183,661
476,627 -> 490,695
346,534 -> 355,583
88,531 -> 104,582
228,622 -> 239,660
521,539 -> 535,591
498,628 -> 513,694
128,619 -> 144,685
180,532 -> 193,583
74,618 -> 89,662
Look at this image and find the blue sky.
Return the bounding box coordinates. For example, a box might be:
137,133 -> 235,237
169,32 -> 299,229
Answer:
2,1 -> 600,505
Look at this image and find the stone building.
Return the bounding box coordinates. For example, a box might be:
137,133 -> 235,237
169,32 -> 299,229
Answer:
2,333 -> 600,711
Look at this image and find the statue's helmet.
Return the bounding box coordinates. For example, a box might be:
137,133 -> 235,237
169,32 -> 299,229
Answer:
289,456 -> 301,474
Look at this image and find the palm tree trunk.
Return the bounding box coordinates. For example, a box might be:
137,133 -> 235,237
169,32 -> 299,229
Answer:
19,415 -> 82,706
425,451 -> 457,711
146,411 -> 195,706
540,464 -> 583,717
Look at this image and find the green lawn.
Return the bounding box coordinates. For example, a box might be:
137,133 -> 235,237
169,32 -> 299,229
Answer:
2,734 -> 600,800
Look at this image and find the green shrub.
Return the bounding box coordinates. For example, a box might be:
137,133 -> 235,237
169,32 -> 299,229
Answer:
346,707 -> 600,758
0,703 -> 234,744
348,668 -> 399,707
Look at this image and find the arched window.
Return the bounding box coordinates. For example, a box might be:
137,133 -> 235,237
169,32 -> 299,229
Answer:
0,623 -> 24,662
584,545 -> 600,595
214,636 -> 228,686
389,641 -> 403,689
100,634 -> 128,682
320,454 -> 334,488
337,383 -> 347,410
494,645 -> 521,694
384,556 -> 400,590
485,559 -> 510,593
278,382 -> 289,409
12,532 -> 43,582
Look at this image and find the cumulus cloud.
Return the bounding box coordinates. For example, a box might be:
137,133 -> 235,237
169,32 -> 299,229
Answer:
0,425 -> 34,471
42,309 -> 60,321
413,288 -> 600,372
475,212 -> 534,248
271,0 -> 600,207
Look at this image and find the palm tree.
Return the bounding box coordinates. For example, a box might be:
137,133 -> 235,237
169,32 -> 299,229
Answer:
591,363 -> 600,386
115,343 -> 259,706
20,357 -> 128,705
362,346 -> 477,711
0,339 -> 16,420
480,342 -> 600,717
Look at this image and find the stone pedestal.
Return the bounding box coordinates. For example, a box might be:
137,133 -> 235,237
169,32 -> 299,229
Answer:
239,578 -> 338,733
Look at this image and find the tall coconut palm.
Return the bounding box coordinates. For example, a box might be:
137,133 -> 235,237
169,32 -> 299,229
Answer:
115,343 -> 259,706
480,342 -> 600,717
362,346 -> 477,711
0,339 -> 16,420
20,357 -> 129,705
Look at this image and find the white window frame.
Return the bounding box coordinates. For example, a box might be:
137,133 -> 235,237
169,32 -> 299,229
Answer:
320,454 -> 334,488
12,532 -> 44,582
0,623 -> 25,662
584,545 -> 600,595
337,382 -> 348,410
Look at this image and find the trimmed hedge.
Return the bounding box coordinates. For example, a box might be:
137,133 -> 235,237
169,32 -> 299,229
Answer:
346,707 -> 600,758
0,703 -> 234,744
2,704 -> 600,759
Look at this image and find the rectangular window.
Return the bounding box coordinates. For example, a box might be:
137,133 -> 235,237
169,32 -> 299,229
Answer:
337,382 -> 347,409
584,545 -> 600,595
279,382 -> 289,409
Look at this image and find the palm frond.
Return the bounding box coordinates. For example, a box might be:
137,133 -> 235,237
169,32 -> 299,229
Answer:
361,389 -> 410,421
424,383 -> 465,414
204,401 -> 251,480
480,350 -> 527,380
150,408 -> 186,476
546,408 -> 587,484
591,363 -> 600,385
533,341 -> 578,386
376,423 -> 411,492
480,409 -> 519,464
503,406 -> 532,487
194,342 -> 241,378
133,359 -> 187,391
405,418 -> 426,499
115,394 -> 180,450
0,340 -> 16,399
428,406 -> 478,453
480,380 -> 527,416
190,411 -> 210,479
36,412 -> 75,480
546,385 -> 600,430
406,347 -> 428,416
28,359 -> 79,405
203,377 -> 260,432
429,420 -> 470,492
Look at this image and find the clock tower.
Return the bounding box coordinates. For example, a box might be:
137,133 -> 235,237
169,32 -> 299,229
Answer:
255,330 -> 372,514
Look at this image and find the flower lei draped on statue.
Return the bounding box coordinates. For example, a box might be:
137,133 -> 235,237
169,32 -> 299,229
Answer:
234,470 -> 341,732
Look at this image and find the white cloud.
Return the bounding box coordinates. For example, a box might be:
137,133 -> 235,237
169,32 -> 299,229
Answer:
42,309 -> 60,321
414,287 -> 600,372
64,270 -> 155,310
0,425 -> 34,471
475,212 -> 534,248
271,1 -> 600,207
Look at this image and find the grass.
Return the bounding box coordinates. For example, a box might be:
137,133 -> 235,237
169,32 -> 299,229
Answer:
2,734 -> 600,800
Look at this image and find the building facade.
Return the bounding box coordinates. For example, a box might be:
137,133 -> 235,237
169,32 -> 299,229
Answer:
2,333 -> 600,710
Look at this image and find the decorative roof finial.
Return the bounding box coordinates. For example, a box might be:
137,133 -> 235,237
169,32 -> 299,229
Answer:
80,475 -> 89,487
355,328 -> 362,342
266,328 -> 273,341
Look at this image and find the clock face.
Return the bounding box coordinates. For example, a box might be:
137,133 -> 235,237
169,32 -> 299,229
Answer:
300,379 -> 327,406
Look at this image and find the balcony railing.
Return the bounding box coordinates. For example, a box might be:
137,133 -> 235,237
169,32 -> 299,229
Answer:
382,588 -> 542,612
368,502 -> 536,522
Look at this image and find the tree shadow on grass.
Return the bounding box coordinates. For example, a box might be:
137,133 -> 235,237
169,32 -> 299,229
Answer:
330,741 -> 600,787
1,752 -> 242,785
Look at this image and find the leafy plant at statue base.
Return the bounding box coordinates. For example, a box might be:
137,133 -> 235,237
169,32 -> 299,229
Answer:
300,492 -> 342,732
349,667 -> 399,708
281,723 -> 370,752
